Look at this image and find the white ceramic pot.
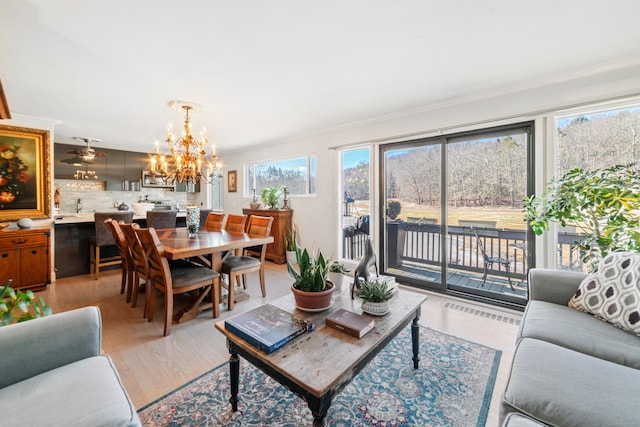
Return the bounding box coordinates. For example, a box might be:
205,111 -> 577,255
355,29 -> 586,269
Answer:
328,272 -> 344,291
286,250 -> 297,266
361,300 -> 390,316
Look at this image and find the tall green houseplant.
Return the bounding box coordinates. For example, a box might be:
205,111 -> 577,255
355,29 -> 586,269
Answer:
288,247 -> 330,292
524,164 -> 640,269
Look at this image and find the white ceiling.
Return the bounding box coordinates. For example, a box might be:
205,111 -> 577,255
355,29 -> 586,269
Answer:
2,0 -> 640,154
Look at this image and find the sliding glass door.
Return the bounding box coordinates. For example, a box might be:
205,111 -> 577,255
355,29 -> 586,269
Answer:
382,123 -> 533,306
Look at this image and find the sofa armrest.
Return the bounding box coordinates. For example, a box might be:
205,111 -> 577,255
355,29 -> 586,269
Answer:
528,268 -> 586,305
0,306 -> 101,389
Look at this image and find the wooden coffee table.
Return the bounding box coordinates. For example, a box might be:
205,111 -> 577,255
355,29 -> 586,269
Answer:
215,286 -> 428,426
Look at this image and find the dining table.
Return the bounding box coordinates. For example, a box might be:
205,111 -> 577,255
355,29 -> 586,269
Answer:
155,227 -> 274,322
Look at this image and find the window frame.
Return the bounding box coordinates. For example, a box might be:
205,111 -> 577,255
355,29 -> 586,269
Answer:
245,154 -> 317,197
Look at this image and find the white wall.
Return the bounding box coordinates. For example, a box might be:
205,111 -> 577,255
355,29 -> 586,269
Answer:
221,62 -> 640,265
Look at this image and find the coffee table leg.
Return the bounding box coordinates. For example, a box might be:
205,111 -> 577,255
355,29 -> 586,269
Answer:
229,352 -> 240,412
308,394 -> 332,427
412,307 -> 421,369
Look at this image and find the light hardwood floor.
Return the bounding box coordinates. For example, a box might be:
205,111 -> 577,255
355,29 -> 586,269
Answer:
42,263 -> 521,426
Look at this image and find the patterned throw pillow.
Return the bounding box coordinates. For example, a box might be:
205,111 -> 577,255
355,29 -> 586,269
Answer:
569,251 -> 640,335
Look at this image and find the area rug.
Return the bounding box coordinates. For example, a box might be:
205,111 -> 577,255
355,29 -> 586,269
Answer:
138,326 -> 501,426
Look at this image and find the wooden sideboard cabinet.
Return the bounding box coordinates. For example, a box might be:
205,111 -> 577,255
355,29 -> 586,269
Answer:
242,208 -> 292,264
0,227 -> 51,291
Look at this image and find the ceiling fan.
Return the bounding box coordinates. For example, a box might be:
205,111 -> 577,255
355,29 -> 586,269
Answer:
68,137 -> 107,161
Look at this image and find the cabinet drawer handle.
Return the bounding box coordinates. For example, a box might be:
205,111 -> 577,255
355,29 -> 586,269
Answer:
31,250 -> 38,255
11,239 -> 28,245
1,253 -> 7,258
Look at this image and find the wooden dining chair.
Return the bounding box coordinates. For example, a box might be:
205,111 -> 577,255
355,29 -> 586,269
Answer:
104,218 -> 134,303
120,223 -> 150,315
221,215 -> 274,310
224,214 -> 248,233
204,212 -> 227,231
135,227 -> 221,336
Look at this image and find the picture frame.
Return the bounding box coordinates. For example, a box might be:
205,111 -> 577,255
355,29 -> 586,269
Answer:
0,125 -> 51,221
228,170 -> 237,192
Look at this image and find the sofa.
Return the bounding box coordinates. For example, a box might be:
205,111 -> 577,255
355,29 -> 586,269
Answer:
0,306 -> 141,426
500,267 -> 640,426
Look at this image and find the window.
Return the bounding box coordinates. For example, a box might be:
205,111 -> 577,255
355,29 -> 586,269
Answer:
339,147 -> 372,261
554,103 -> 640,271
382,123 -> 532,306
557,105 -> 640,173
246,156 -> 316,196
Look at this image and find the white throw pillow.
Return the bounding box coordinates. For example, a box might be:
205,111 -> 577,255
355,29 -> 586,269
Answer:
568,251 -> 640,335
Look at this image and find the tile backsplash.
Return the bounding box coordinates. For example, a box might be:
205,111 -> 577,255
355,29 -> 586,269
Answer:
54,179 -> 193,214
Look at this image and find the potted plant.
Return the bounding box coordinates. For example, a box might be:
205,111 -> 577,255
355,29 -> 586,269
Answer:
328,261 -> 351,291
283,224 -> 298,265
0,280 -> 52,326
288,247 -> 334,311
387,200 -> 402,220
261,187 -> 282,210
524,163 -> 640,271
357,280 -> 393,316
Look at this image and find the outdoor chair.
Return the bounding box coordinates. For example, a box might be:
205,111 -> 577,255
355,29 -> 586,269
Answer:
473,230 -> 514,290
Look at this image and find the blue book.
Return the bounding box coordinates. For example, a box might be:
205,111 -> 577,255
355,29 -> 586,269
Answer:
224,304 -> 314,354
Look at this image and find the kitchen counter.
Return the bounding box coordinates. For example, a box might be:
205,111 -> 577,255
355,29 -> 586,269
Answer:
53,210 -> 187,225
53,210 -> 189,278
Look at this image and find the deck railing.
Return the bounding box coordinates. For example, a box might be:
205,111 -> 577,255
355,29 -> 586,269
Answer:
343,221 -> 584,279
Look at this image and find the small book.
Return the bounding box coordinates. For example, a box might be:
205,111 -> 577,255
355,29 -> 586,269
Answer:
225,304 -> 314,354
325,308 -> 375,338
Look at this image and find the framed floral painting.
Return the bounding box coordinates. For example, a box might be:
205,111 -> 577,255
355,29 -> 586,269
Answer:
0,125 -> 50,220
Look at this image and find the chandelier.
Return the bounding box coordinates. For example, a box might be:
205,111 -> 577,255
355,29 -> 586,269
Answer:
150,100 -> 222,184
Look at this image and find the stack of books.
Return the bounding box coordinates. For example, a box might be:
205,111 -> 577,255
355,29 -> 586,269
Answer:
225,304 -> 315,354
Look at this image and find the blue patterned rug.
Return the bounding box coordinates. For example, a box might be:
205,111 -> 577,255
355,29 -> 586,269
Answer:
138,326 -> 501,426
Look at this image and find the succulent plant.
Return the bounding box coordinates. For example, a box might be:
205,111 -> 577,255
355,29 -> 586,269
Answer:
328,261 -> 351,274
356,280 -> 393,303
